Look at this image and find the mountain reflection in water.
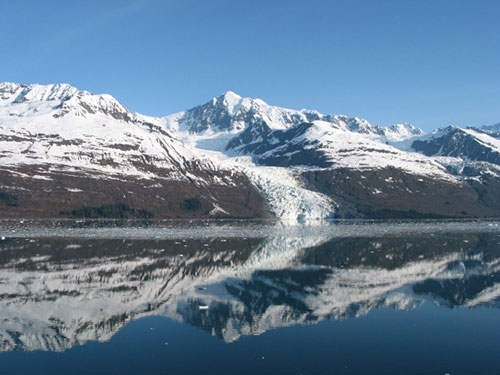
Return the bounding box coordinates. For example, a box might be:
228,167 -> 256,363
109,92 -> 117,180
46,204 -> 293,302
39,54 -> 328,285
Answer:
0,225 -> 499,352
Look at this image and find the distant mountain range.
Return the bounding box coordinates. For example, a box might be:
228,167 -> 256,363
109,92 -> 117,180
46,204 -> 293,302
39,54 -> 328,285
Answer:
1,82 -> 500,220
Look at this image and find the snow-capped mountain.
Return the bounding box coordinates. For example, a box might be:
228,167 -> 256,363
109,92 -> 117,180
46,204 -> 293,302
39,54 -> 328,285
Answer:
164,91 -> 426,162
0,83 -> 198,175
412,126 -> 500,166
166,91 -> 423,140
226,120 -> 444,173
161,90 -> 500,219
0,83 -> 268,219
482,122 -> 500,133
163,91 -> 499,179
1,228 -> 499,351
1,82 -> 133,121
1,82 -> 500,220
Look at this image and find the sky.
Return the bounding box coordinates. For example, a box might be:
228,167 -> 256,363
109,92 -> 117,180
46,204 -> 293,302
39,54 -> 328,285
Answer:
1,0 -> 499,131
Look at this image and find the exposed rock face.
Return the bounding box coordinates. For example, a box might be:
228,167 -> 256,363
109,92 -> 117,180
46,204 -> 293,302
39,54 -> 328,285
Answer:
0,165 -> 269,219
301,168 -> 500,219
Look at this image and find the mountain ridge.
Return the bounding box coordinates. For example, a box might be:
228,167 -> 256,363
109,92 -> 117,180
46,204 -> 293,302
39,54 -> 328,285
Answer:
1,81 -> 499,220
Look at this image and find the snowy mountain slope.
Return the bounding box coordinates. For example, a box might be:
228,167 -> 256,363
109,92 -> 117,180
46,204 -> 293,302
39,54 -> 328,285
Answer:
1,231 -> 499,350
411,126 -> 500,166
0,83 -> 269,219
228,120 -> 451,177
159,90 -> 500,219
163,91 -> 426,164
0,82 -> 200,177
1,82 -> 500,220
164,90 -> 346,135
408,125 -> 500,179
162,90 -> 500,181
164,91 -> 423,140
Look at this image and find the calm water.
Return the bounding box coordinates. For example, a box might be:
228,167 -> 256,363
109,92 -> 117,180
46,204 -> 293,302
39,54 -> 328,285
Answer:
0,220 -> 499,374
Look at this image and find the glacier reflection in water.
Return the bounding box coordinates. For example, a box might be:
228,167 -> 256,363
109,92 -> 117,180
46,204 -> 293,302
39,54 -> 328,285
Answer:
0,221 -> 500,374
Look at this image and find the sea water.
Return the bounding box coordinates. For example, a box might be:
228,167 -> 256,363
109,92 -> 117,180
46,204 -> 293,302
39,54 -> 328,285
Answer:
0,220 -> 499,374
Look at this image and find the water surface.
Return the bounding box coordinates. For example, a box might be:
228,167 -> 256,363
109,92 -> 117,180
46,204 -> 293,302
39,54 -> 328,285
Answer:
0,220 -> 499,374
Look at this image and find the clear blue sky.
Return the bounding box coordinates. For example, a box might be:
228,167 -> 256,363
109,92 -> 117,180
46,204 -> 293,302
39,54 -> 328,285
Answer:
2,0 -> 499,131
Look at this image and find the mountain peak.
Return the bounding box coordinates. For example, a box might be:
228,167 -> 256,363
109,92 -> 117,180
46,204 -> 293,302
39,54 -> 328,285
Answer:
387,122 -> 425,136
0,81 -> 23,91
0,82 -> 85,105
215,91 -> 244,113
221,90 -> 242,100
0,82 -> 23,101
0,81 -> 135,122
